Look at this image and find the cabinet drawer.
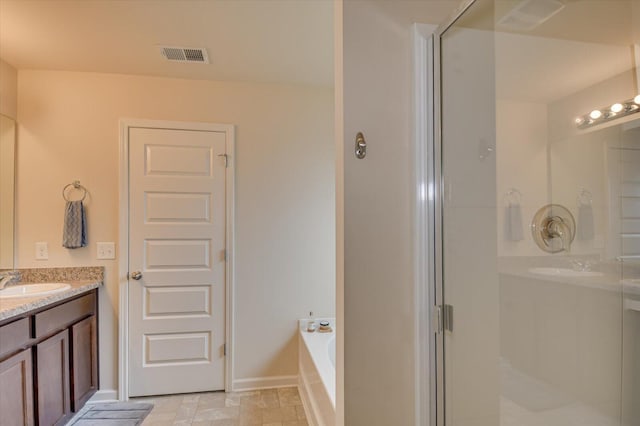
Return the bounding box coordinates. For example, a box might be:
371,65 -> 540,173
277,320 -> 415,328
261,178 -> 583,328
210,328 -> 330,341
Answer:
35,293 -> 95,338
0,317 -> 31,359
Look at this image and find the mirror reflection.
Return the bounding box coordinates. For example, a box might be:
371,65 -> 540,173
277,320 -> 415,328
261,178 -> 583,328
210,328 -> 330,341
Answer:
0,114 -> 15,269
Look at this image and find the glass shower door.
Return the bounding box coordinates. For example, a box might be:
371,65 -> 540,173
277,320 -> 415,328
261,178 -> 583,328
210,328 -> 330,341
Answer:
437,0 -> 640,425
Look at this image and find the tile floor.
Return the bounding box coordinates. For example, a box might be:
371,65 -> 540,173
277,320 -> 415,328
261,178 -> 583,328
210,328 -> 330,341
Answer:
134,387 -> 308,426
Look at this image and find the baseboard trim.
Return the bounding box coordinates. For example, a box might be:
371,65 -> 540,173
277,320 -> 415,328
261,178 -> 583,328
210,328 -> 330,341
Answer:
232,375 -> 298,392
87,389 -> 119,403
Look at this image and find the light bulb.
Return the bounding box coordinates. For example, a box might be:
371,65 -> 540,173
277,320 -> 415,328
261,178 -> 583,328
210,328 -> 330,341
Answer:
611,103 -> 624,113
574,117 -> 584,125
590,110 -> 602,119
635,94 -> 640,105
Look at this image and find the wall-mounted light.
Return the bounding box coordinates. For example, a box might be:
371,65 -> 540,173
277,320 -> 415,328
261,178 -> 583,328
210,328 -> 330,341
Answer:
575,95 -> 640,129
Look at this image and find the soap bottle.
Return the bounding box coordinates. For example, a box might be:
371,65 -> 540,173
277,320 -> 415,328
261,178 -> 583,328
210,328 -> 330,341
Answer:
306,311 -> 316,332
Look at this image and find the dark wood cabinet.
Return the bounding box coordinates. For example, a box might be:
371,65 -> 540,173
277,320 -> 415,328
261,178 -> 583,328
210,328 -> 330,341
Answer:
0,289 -> 98,426
36,331 -> 71,426
0,348 -> 35,426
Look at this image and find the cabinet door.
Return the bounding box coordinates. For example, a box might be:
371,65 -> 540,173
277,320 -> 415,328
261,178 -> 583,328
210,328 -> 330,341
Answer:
36,330 -> 71,426
71,315 -> 97,410
0,348 -> 34,426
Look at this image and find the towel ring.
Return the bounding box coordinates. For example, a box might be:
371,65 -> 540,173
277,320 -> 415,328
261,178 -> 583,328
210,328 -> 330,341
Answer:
62,180 -> 87,202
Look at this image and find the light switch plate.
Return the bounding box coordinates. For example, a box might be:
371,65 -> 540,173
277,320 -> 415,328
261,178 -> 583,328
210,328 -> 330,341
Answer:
97,242 -> 116,260
35,242 -> 48,260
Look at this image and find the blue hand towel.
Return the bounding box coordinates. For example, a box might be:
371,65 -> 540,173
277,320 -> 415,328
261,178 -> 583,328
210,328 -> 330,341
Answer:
504,204 -> 524,241
577,204 -> 594,240
63,200 -> 87,249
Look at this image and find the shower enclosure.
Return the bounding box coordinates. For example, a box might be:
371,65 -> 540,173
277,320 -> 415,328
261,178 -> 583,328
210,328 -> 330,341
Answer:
432,0 -> 640,425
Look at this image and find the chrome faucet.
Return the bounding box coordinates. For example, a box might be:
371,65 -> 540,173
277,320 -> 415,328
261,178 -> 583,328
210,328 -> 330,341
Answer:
569,258 -> 594,272
0,271 -> 20,290
545,216 -> 572,252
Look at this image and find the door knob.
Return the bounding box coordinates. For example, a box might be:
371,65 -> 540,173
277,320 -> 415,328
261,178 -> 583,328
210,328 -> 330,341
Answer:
131,271 -> 143,280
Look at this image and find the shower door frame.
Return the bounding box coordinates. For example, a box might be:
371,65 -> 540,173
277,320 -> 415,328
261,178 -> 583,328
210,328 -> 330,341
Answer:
428,1 -> 481,426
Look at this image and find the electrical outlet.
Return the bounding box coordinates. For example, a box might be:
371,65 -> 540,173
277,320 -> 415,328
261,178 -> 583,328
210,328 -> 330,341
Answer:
96,242 -> 116,260
35,242 -> 48,260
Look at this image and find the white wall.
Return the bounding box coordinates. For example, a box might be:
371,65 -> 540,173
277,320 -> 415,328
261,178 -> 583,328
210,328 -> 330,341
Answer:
333,1 -> 345,424
0,59 -> 17,119
339,1 -> 454,424
15,70 -> 335,394
341,2 -> 417,423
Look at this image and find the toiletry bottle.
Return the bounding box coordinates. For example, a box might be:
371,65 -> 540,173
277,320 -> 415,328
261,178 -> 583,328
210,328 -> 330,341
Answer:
307,311 -> 316,332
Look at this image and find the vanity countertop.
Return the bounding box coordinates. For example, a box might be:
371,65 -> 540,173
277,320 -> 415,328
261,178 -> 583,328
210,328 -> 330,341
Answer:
0,280 -> 102,322
0,266 -> 104,323
498,256 -> 640,296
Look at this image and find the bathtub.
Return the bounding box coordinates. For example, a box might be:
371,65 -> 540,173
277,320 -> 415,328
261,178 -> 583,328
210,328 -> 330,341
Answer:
298,319 -> 336,426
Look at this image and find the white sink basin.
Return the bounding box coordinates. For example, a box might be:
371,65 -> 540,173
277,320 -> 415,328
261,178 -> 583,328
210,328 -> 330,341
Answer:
0,283 -> 71,299
528,267 -> 604,278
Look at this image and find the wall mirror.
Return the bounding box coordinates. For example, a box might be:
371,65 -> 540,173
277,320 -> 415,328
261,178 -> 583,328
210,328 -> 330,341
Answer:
0,114 -> 16,269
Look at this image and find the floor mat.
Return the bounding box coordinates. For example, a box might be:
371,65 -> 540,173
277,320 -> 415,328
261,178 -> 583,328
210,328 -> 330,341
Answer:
69,402 -> 154,426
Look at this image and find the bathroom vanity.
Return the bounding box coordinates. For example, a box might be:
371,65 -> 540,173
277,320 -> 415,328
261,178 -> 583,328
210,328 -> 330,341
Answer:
0,280 -> 100,426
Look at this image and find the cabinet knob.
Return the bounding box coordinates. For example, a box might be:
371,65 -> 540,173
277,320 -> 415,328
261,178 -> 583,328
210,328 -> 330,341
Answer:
130,271 -> 143,280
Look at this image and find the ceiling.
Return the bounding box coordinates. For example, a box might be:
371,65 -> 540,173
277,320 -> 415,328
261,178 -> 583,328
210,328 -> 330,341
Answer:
0,0 -> 336,87
1,0 -> 637,100
495,33 -> 636,103
0,0 -> 465,88
458,0 -> 640,103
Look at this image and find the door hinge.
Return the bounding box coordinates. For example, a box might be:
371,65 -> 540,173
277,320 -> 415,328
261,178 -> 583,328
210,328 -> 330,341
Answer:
218,153 -> 228,168
223,343 -> 227,356
433,304 -> 453,333
443,304 -> 454,332
223,249 -> 227,261
433,305 -> 443,334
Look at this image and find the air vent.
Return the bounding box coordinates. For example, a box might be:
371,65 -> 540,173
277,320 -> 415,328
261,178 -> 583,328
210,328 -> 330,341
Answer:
498,0 -> 565,31
158,46 -> 209,64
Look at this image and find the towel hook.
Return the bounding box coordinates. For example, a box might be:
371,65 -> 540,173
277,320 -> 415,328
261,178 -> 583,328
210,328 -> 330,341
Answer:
504,188 -> 522,206
578,188 -> 592,206
62,180 -> 87,202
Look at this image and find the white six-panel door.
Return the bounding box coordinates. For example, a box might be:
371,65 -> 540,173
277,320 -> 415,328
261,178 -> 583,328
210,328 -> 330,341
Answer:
128,127 -> 227,396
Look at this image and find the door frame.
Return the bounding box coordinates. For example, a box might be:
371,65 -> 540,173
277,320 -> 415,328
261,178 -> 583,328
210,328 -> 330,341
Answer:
412,23 -> 437,426
428,0 -> 481,426
118,118 -> 235,400
422,1 -> 478,425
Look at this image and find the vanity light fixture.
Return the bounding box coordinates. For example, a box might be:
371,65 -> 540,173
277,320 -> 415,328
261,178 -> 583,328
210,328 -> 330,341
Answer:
575,95 -> 640,129
610,103 -> 624,113
589,110 -> 602,119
